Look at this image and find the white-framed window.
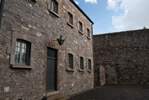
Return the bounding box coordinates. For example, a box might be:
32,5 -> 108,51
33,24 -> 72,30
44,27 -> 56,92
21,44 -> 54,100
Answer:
15,39 -> 31,65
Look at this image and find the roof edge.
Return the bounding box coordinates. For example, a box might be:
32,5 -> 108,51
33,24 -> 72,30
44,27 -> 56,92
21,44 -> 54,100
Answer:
94,29 -> 149,36
69,0 -> 94,24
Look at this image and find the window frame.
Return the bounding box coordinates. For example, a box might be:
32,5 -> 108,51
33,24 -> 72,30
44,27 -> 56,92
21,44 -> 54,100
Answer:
79,56 -> 84,72
15,39 -> 31,66
67,12 -> 73,27
87,28 -> 90,38
78,21 -> 83,34
88,59 -> 92,71
0,0 -> 4,27
50,0 -> 59,14
67,53 -> 74,71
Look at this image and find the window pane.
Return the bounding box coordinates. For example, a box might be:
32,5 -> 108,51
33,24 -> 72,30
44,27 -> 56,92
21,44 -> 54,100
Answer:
22,43 -> 26,48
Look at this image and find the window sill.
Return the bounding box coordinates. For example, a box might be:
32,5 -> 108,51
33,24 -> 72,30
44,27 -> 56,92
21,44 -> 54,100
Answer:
78,31 -> 83,35
67,22 -> 74,28
11,64 -> 32,69
79,69 -> 85,72
87,36 -> 91,40
66,68 -> 74,72
32,0 -> 38,2
47,91 -> 59,96
88,69 -> 92,73
49,9 -> 59,18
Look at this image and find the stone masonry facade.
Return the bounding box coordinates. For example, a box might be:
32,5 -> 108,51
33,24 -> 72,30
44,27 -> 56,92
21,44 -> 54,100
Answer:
0,0 -> 94,100
94,29 -> 149,86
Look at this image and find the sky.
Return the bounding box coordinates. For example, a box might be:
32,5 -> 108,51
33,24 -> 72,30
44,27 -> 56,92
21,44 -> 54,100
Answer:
74,0 -> 149,35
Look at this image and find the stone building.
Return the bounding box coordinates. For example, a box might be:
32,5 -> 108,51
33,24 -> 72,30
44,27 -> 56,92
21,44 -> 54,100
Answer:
0,0 -> 94,100
94,29 -> 149,86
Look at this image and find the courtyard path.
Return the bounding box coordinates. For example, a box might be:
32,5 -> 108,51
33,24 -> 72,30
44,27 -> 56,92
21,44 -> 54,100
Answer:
69,85 -> 149,100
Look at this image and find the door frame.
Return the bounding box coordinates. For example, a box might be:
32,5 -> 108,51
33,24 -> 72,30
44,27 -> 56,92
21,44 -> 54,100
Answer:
45,45 -> 60,96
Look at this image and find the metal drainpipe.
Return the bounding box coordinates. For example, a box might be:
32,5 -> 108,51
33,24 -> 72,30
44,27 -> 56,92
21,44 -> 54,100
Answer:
0,0 -> 5,28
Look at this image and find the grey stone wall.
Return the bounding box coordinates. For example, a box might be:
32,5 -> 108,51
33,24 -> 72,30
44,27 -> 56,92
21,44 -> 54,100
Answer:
94,29 -> 149,85
0,0 -> 94,100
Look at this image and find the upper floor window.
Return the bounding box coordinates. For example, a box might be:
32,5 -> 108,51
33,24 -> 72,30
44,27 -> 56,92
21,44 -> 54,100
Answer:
51,0 -> 58,14
80,57 -> 84,70
68,53 -> 73,70
15,39 -> 31,65
87,28 -> 90,37
68,12 -> 73,25
78,21 -> 83,32
88,59 -> 91,70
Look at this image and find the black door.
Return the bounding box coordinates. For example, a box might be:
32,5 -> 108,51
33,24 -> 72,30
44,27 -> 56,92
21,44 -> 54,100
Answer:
46,47 -> 57,92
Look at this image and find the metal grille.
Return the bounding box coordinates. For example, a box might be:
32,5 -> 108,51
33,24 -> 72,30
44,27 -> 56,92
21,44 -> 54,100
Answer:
68,53 -> 73,69
51,0 -> 58,14
80,57 -> 84,70
15,39 -> 31,65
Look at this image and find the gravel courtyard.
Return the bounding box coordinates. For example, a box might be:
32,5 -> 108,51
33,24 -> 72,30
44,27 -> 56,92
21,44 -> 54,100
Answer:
69,85 -> 149,100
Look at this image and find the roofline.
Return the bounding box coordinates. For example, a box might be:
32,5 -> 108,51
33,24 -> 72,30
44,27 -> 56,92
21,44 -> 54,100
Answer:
94,29 -> 149,36
69,0 -> 94,24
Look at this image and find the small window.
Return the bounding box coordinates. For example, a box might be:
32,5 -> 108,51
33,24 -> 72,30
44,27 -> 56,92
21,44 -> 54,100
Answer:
15,39 -> 31,65
51,0 -> 58,14
68,12 -> 73,25
88,59 -> 91,70
0,0 -> 4,26
68,53 -> 73,69
80,57 -> 84,70
87,28 -> 90,37
78,21 -> 83,32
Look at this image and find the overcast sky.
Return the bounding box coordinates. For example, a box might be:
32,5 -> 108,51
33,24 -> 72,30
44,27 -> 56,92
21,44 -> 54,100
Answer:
74,0 -> 149,34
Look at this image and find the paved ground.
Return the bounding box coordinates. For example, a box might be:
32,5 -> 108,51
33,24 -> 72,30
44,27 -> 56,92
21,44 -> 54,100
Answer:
69,85 -> 149,100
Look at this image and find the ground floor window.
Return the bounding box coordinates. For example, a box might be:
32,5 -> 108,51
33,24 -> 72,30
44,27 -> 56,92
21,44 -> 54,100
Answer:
68,53 -> 73,70
15,39 -> 31,65
80,57 -> 84,70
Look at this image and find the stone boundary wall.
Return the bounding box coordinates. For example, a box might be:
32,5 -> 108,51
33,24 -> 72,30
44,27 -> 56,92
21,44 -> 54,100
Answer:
94,29 -> 149,85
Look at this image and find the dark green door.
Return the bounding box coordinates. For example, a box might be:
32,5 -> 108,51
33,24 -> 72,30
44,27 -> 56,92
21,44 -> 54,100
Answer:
46,47 -> 57,92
